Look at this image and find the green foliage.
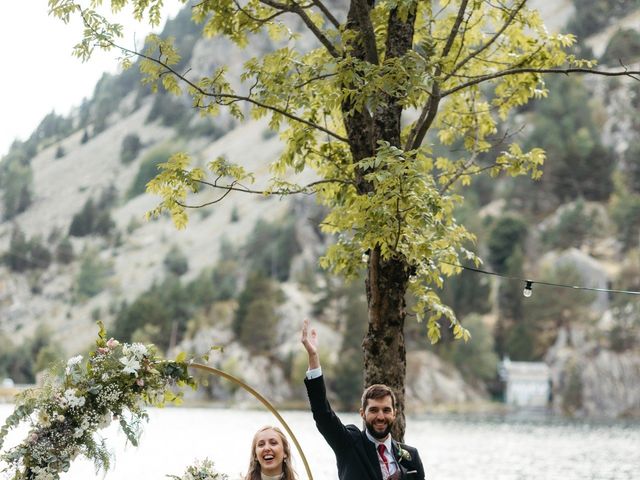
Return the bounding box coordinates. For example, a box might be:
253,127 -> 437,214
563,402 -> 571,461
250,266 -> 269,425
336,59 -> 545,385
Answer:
487,215 -> 528,272
332,279 -> 368,409
600,29 -> 640,66
0,327 -> 195,480
233,272 -> 283,352
54,145 -> 66,159
120,133 -> 142,164
146,92 -> 190,127
31,111 -> 73,145
610,187 -> 640,252
561,358 -> 583,415
541,199 -> 602,250
0,325 -> 64,384
127,146 -> 174,199
69,198 -> 116,237
623,139 -> 640,194
4,228 -> 52,272
113,276 -> 194,350
567,0 -> 640,39
167,458 -> 228,480
243,215 -> 301,281
163,244 -> 189,276
55,237 -> 75,265
514,264 -> 595,361
48,0 -> 616,378
75,252 -> 112,299
440,314 -> 499,383
438,266 -> 491,320
524,76 -> 615,205
0,148 -> 33,220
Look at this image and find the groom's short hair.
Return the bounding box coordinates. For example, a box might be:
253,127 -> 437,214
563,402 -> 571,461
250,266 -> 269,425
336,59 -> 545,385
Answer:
361,384 -> 397,411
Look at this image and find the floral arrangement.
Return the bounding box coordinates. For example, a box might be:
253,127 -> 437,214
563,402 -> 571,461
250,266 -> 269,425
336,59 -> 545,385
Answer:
167,458 -> 229,480
0,323 -> 195,480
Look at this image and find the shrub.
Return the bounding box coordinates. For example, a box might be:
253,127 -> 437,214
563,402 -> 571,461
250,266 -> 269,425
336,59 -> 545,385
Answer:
164,245 -> 189,276
127,146 -> 174,199
449,314 -> 498,383
1,155 -> 32,219
487,214 -> 528,272
69,197 -> 115,237
113,276 -> 194,350
146,93 -> 190,127
243,216 -> 302,281
623,140 -> 640,194
541,199 -> 600,250
233,272 -> 284,351
600,28 -> 640,66
333,279 -> 368,409
120,133 -> 142,164
610,192 -> 640,251
4,229 -> 52,271
55,237 -> 74,264
75,253 -> 111,299
54,145 -> 66,159
523,76 -> 615,206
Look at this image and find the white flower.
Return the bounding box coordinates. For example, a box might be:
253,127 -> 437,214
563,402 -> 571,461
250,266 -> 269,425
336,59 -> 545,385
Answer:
125,343 -> 148,360
120,356 -> 141,376
63,389 -> 86,408
38,410 -> 52,427
65,355 -> 83,375
98,412 -> 112,428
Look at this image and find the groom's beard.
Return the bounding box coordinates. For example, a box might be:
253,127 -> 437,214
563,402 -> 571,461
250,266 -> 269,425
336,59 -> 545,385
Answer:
365,419 -> 393,439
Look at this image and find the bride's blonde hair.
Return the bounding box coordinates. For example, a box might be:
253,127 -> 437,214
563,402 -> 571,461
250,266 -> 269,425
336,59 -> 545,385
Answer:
245,426 -> 297,480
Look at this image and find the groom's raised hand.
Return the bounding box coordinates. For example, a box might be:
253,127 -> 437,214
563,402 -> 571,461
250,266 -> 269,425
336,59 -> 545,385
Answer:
301,319 -> 320,370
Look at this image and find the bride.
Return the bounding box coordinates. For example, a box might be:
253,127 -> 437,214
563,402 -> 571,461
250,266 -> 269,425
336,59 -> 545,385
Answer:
244,426 -> 299,480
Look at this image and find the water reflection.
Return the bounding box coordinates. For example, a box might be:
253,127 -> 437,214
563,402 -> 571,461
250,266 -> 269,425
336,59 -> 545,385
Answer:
1,406 -> 638,479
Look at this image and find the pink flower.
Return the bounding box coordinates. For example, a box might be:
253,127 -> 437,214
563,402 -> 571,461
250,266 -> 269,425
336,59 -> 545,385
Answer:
107,338 -> 120,349
97,347 -> 109,355
136,378 -> 145,387
29,433 -> 38,443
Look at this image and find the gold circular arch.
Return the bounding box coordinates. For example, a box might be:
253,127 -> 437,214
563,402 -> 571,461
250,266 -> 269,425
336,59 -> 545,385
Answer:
189,363 -> 313,480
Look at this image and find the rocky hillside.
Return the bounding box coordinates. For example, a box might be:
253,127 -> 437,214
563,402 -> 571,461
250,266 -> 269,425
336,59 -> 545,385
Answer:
1,0 -> 639,416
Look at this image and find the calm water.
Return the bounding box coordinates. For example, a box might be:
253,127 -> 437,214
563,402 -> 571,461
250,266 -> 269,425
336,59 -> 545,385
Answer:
1,405 -> 638,479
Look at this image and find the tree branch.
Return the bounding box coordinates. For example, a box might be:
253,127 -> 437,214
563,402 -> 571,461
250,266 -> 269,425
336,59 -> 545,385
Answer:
80,18 -> 348,142
311,0 -> 340,28
444,0 -> 527,82
233,0 -> 289,23
349,0 -> 379,65
259,0 -> 341,58
179,178 -> 356,208
405,0 -> 469,150
441,65 -> 640,97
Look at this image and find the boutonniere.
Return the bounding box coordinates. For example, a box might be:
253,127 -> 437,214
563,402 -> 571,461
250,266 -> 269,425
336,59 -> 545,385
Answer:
396,445 -> 412,462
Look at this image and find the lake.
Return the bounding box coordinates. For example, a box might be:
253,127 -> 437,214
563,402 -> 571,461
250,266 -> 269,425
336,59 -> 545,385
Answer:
1,404 -> 638,479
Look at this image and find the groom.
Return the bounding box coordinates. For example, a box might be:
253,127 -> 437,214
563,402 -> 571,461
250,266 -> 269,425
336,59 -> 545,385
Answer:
301,320 -> 426,480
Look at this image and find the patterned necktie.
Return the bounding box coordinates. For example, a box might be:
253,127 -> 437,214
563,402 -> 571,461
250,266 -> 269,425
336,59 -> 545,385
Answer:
377,443 -> 390,477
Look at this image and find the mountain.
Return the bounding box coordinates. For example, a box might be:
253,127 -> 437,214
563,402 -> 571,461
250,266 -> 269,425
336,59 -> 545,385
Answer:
1,0 -> 639,416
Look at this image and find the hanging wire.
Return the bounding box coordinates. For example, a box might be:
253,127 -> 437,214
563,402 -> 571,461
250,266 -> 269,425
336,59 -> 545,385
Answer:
441,261 -> 640,296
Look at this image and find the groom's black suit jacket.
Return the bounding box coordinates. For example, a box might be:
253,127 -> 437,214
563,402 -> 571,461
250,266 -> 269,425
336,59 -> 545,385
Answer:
305,375 -> 426,480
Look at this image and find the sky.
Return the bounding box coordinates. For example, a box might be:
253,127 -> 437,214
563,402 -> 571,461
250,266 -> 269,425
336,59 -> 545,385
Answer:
0,2 -> 183,158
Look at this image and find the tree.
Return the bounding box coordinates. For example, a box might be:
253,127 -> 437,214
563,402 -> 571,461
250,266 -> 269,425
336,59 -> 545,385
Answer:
50,0 -> 640,440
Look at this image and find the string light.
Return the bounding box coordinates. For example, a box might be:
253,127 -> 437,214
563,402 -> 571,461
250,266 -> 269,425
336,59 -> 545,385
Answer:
441,262 -> 640,297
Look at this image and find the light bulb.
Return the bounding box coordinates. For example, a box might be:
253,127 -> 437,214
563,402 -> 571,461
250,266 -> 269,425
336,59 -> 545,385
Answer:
523,281 -> 533,298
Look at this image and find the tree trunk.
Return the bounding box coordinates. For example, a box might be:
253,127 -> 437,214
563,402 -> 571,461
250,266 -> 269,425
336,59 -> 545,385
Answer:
363,245 -> 411,441
341,0 -> 417,441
